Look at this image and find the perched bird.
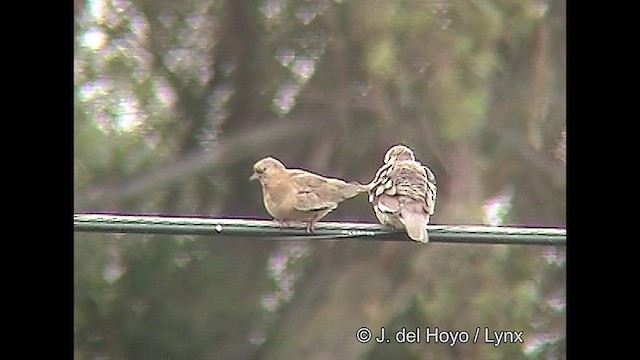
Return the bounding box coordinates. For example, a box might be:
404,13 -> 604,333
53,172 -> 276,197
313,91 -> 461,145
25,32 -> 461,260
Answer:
250,157 -> 368,233
368,145 -> 437,243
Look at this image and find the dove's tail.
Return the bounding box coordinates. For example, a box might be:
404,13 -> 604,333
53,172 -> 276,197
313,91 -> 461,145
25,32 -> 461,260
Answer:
349,181 -> 372,193
400,205 -> 430,243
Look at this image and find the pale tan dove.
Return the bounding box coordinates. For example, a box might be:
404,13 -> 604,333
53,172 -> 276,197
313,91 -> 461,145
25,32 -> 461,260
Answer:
250,157 -> 368,233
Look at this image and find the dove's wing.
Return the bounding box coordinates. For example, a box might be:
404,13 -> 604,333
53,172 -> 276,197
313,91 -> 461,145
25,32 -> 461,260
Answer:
423,165 -> 437,215
288,171 -> 357,212
389,161 -> 436,213
370,161 -> 427,205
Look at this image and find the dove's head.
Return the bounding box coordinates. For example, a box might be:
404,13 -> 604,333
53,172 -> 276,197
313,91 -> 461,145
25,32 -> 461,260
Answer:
250,157 -> 286,182
384,145 -> 415,164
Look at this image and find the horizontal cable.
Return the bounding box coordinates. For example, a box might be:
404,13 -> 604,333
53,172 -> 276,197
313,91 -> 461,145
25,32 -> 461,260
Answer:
74,214 -> 566,245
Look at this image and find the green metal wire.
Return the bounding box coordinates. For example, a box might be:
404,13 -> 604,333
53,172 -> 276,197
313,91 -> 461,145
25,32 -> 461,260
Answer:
74,214 -> 566,245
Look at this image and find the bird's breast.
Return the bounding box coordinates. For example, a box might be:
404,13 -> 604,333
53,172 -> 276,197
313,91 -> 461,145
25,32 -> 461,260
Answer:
261,178 -> 303,219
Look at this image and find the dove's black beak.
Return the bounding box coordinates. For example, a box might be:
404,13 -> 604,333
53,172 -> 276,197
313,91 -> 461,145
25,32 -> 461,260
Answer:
249,172 -> 259,181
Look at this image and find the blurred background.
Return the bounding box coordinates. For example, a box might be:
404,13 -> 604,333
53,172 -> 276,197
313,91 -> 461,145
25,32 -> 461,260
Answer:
74,0 -> 566,358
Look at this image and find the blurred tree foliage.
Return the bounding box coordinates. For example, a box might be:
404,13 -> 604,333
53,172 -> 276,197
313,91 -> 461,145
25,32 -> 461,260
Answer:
74,0 -> 565,359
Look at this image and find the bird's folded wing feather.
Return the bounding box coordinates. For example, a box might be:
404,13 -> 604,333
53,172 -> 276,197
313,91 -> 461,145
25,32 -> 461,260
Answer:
289,172 -> 346,211
371,161 -> 436,215
376,193 -> 401,213
422,166 -> 437,215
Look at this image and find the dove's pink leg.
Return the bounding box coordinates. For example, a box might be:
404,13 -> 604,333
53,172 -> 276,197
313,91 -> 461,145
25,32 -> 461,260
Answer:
273,219 -> 289,229
305,220 -> 316,234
